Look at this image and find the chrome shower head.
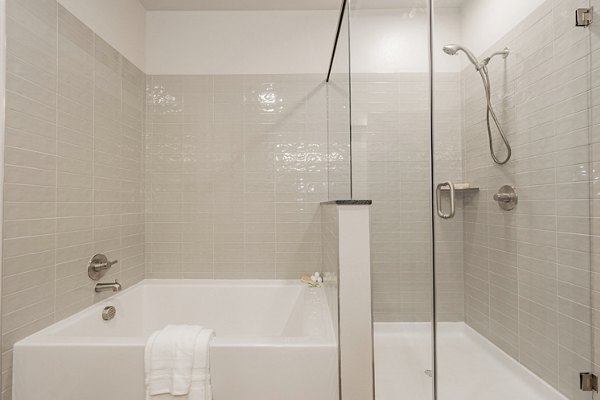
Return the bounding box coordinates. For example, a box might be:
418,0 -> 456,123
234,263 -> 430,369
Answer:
442,44 -> 459,55
443,44 -> 481,70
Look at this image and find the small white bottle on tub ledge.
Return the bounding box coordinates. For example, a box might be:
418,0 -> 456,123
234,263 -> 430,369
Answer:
301,272 -> 323,288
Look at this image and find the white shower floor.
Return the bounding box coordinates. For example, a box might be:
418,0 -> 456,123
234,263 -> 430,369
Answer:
374,323 -> 567,400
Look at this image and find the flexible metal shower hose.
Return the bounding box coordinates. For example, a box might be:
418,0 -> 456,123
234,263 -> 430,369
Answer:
478,64 -> 512,165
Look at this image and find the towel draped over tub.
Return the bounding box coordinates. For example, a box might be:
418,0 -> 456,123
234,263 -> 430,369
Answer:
145,325 -> 214,400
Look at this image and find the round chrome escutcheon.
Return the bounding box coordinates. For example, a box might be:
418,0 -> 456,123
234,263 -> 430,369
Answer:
102,305 -> 116,321
494,185 -> 518,211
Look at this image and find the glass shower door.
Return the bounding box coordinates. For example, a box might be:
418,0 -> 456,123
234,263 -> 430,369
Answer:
432,1 -> 596,399
588,0 -> 600,392
348,1 -> 436,399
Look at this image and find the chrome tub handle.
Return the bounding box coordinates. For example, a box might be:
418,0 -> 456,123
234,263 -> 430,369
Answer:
436,181 -> 455,219
88,254 -> 119,280
92,259 -> 118,272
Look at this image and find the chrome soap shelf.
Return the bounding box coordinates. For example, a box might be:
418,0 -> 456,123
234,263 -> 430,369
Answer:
439,183 -> 479,192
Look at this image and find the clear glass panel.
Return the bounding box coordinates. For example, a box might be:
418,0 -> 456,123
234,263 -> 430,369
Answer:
348,1 -> 434,399
589,0 -> 600,389
327,0 -> 352,201
432,1 -> 595,399
325,3 -> 350,399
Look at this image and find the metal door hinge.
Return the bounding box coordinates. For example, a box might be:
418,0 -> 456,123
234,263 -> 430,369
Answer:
580,372 -> 598,392
576,7 -> 593,27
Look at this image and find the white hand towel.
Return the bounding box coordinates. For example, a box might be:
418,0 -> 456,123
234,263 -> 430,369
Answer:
144,329 -> 161,398
145,325 -> 211,399
189,329 -> 214,400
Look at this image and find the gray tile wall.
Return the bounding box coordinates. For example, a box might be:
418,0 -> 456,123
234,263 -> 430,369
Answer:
2,1 -> 145,398
434,73 -> 467,323
145,75 -> 329,279
326,75 -> 352,201
461,1 -> 595,397
352,73 -> 465,322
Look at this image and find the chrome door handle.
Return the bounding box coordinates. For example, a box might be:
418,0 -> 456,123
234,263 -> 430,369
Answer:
436,181 -> 455,219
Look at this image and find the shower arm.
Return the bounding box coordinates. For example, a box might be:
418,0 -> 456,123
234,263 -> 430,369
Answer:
482,47 -> 510,66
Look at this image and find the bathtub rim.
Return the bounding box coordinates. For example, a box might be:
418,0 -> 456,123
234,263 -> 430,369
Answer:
14,279 -> 337,348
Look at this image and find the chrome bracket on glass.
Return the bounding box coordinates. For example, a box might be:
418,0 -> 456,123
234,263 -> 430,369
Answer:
88,254 -> 119,280
576,7 -> 593,27
436,181 -> 455,219
580,372 -> 598,392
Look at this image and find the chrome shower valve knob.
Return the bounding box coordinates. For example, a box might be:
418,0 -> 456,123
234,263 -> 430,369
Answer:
88,254 -> 119,280
493,185 -> 517,211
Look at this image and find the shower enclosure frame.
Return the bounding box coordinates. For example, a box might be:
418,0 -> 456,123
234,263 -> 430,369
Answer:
426,3 -> 438,399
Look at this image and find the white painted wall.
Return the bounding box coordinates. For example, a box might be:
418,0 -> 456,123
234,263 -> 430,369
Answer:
352,7 -> 462,73
146,7 -> 462,75
57,0 -> 146,70
51,0 -> 547,75
145,11 -> 338,75
460,0 -> 546,57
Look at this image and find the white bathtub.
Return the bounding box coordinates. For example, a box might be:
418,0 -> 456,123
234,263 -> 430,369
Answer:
13,280 -> 338,400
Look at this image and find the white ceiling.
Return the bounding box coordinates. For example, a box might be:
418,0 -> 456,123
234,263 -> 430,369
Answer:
358,0 -> 466,8
139,0 -> 465,11
139,0 -> 342,11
